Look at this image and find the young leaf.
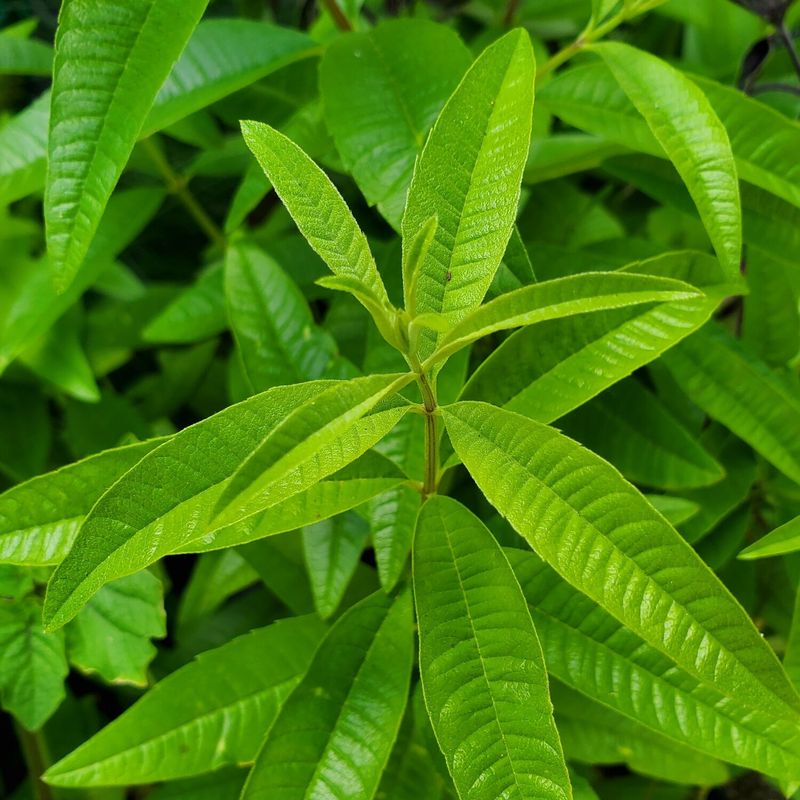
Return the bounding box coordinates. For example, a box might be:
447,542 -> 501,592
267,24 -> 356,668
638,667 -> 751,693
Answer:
303,511 -> 370,620
46,0 -> 209,290
413,497 -> 571,800
66,571 -> 166,686
508,547 -> 800,779
402,29 -> 535,357
0,597 -> 68,731
0,438 -> 162,566
740,514 -> 800,561
240,121 -> 395,341
663,323 -> 800,485
588,43 -> 741,278
426,271 -> 700,366
320,19 -> 470,229
45,616 -> 325,786
241,590 -> 414,800
442,402 -> 800,725
225,242 -> 336,393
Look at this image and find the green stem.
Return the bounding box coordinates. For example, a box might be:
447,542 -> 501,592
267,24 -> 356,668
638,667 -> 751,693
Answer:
320,0 -> 353,31
417,371 -> 439,498
15,723 -> 53,800
141,137 -> 225,248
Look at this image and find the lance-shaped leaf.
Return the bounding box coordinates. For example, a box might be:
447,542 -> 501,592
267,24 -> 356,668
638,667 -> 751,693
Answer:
213,373 -> 412,527
225,242 -> 336,393
240,121 -> 395,341
413,497 -> 571,800
402,29 -> 535,358
507,547 -> 800,780
241,590 -> 414,800
740,514 -> 800,561
663,323 -> 800,485
0,438 -> 163,566
0,91 -> 50,205
461,252 -> 736,421
425,271 -> 700,366
45,616 -> 325,787
66,571 -> 166,686
551,682 -> 728,787
320,19 -> 470,230
0,29 -> 52,75
442,402 -> 800,726
178,451 -> 405,554
588,43 -> 741,278
46,0 -> 209,290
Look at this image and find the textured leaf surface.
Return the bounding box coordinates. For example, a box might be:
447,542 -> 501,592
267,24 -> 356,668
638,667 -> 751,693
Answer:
320,19 -> 470,228
45,616 -> 325,786
589,43 -> 741,277
663,324 -> 800,485
461,252 -> 732,421
0,439 -> 162,566
442,402 -> 800,725
414,497 -> 571,800
508,547 -> 800,779
402,29 -> 534,358
66,571 -> 166,686
46,0 -> 209,289
0,598 -> 67,730
241,590 -> 413,800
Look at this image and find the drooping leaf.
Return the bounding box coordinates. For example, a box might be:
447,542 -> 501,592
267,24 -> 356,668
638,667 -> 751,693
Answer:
241,590 -> 414,800
46,0 -> 210,290
66,571 -> 166,686
507,546 -> 800,779
0,597 -> 68,731
402,29 -> 535,358
0,438 -> 162,566
442,402 -> 800,727
663,323 -> 800,485
413,496 -> 571,800
45,616 -> 325,786
587,43 -> 741,277
320,19 -> 470,229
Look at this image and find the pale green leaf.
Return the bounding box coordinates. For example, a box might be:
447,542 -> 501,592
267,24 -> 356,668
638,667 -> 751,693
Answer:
588,43 -> 741,277
66,571 -> 166,686
663,323 -> 800,485
413,496 -> 571,800
45,616 -> 325,786
46,0 -> 209,289
241,590 -> 414,800
320,19 -> 470,229
740,514 -> 800,561
0,438 -> 162,567
0,91 -> 49,205
442,402 -> 800,726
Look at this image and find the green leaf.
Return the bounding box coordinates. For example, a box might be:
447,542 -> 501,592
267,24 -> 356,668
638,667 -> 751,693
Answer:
0,91 -> 49,206
551,682 -> 728,786
241,590 -> 414,800
508,546 -> 800,779
370,485 -> 421,591
45,616 -> 325,786
587,43 -> 741,277
213,373 -> 412,527
146,768 -> 246,800
442,401 -> 800,727
45,0 -> 209,290
0,597 -> 68,730
427,271 -> 701,366
645,495 -> 699,526
240,120 -> 395,338
320,19 -> 470,229
559,378 -> 724,489
413,496 -> 571,800
225,242 -> 336,393
524,134 -> 626,185
0,29 -> 52,75
740,514 -> 800,561
402,29 -> 535,357
0,438 -> 162,567
141,19 -> 318,136
304,511 -> 370,619
66,571 -> 166,686
461,252 -> 734,422
663,323 -> 800,485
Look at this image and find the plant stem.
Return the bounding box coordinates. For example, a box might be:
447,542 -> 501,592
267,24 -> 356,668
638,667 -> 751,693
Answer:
417,371 -> 439,498
15,723 -> 53,800
502,0 -> 521,26
778,23 -> 800,80
320,0 -> 353,31
141,137 -> 225,248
